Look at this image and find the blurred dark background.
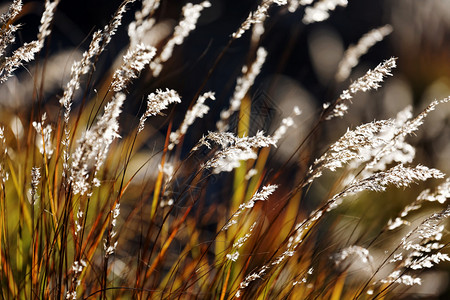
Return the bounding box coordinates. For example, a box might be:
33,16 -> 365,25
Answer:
4,0 -> 450,120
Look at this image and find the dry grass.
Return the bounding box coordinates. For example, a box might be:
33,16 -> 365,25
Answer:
0,0 -> 449,299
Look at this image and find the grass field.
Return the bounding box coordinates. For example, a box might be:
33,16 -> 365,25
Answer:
0,0 -> 449,299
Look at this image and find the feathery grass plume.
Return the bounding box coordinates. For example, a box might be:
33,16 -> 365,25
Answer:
194,131 -> 276,174
333,245 -> 374,271
74,208 -> 83,235
104,203 -> 120,257
365,97 -> 450,174
292,267 -> 314,286
287,0 -> 314,13
302,0 -> 348,24
232,0 -> 287,39
326,164 -> 444,211
159,161 -> 174,185
343,56 -> 397,96
0,0 -> 22,24
0,0 -> 22,57
336,25 -> 393,82
403,207 -> 450,247
217,47 -> 268,132
400,97 -> 450,136
111,43 -> 156,92
307,120 -> 395,184
59,34 -> 99,117
379,271 -> 422,286
235,199 -> 325,298
32,113 -> 53,159
0,0 -> 22,58
66,259 -> 87,300
250,247 -> 304,290
235,265 -> 269,298
70,93 -> 125,195
222,184 -> 278,230
363,163 -> 443,193
138,88 -> 181,133
416,177 -> 450,204
232,207 -> 322,293
60,0 -> 134,181
387,217 -> 411,231
286,164 -> 444,266
128,0 -> 160,45
59,0 -> 135,121
0,40 -> 42,83
406,250 -> 450,270
0,0 -> 59,83
226,221 -> 257,262
38,0 -> 59,41
135,0 -> 160,24
388,177 -> 450,230
375,206 -> 450,291
337,104 -> 423,186
0,23 -> 19,59
168,91 -> 215,150
357,106 -> 415,176
251,13 -> 266,44
324,57 -> 397,120
245,163 -> 447,297
150,1 -> 211,76
272,106 -> 302,142
400,208 -> 450,269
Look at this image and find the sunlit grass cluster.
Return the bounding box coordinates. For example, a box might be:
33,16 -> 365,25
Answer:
0,0 -> 449,299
